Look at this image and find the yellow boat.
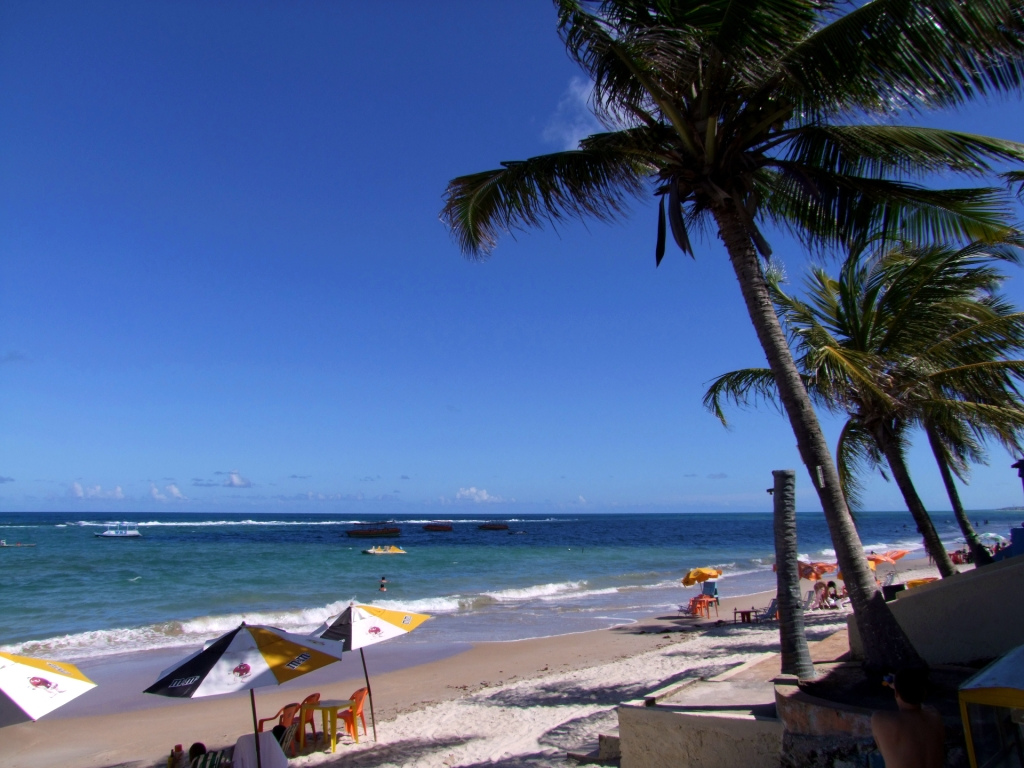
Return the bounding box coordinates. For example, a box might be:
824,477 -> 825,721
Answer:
361,545 -> 407,555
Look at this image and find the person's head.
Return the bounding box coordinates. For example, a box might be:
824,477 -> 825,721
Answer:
893,669 -> 929,707
188,743 -> 207,761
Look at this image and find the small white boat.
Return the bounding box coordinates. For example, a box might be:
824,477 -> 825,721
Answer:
95,522 -> 142,539
362,545 -> 406,555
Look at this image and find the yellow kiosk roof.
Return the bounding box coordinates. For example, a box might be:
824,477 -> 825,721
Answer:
960,642 -> 1024,709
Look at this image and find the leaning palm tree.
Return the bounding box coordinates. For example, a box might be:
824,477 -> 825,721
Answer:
441,0 -> 1024,668
921,286 -> 1024,565
704,242 -> 1024,576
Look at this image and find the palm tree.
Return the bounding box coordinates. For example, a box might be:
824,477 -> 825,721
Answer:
704,242 -> 1024,576
441,0 -> 1024,668
921,284 -> 1024,565
773,469 -> 815,679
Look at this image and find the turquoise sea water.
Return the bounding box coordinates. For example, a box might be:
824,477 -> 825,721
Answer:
0,510 -> 1018,661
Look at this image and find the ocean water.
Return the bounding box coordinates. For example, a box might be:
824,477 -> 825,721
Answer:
0,510 -> 1017,661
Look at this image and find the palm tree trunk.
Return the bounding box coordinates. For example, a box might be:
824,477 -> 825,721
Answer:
773,469 -> 815,679
925,425 -> 994,566
712,204 -> 922,670
875,426 -> 957,577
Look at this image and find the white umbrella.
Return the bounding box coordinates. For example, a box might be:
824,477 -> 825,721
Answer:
310,604 -> 431,740
0,652 -> 96,727
145,623 -> 345,768
979,532 -> 1008,543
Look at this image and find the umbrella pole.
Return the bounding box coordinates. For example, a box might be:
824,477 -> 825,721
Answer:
250,689 -> 263,768
360,647 -> 377,741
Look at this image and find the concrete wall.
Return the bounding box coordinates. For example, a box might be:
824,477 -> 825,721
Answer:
618,704 -> 782,768
848,555 -> 1024,665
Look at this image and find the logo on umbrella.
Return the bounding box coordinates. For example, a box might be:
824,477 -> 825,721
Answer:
367,625 -> 383,636
232,663 -> 251,679
285,653 -> 310,670
29,677 -> 55,690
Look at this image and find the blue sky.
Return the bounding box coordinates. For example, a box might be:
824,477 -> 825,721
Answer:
3,1 -> 1024,515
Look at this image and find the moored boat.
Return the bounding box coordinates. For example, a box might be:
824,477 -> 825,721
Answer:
345,522 -> 401,538
478,522 -> 509,531
95,522 -> 142,538
423,521 -> 453,532
362,545 -> 407,555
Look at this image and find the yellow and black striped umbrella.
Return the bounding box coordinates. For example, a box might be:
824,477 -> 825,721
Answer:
145,623 -> 345,768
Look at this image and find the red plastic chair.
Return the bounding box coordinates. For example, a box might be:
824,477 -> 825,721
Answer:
257,702 -> 300,732
297,692 -> 320,745
340,688 -> 369,741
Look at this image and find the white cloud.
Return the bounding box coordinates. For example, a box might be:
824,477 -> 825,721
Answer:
150,483 -> 167,501
456,486 -> 504,503
70,482 -> 125,500
166,484 -> 187,500
579,495 -> 587,505
224,472 -> 252,488
543,77 -> 602,150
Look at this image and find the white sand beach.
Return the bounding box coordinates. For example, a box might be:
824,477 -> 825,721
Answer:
1,557 -> 948,768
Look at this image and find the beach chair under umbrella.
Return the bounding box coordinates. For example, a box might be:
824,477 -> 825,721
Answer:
144,623 -> 345,768
0,652 -> 96,727
309,604 -> 430,741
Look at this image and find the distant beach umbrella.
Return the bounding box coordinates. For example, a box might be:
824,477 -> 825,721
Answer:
772,561 -> 836,581
144,623 -> 345,768
0,652 -> 96,727
310,604 -> 431,741
681,567 -> 722,586
979,532 -> 1008,543
883,550 -> 911,562
866,553 -> 897,566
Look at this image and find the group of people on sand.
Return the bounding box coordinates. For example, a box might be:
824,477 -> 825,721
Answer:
812,579 -> 845,610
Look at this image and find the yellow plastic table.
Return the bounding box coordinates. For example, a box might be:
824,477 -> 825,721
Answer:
299,698 -> 356,753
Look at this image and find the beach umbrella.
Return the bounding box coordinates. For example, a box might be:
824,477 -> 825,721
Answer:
681,567 -> 722,587
0,652 -> 96,727
145,623 -> 345,768
866,553 -> 897,567
772,561 -> 836,581
979,532 -> 1008,543
883,550 -> 910,562
310,604 -> 431,741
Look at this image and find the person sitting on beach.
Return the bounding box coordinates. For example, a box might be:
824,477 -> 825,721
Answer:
824,580 -> 840,609
813,580 -> 827,610
188,743 -> 207,764
871,669 -> 944,768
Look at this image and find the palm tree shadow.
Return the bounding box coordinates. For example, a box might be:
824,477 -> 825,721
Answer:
481,679 -> 651,708
455,750 -> 568,768
537,708 -> 618,751
298,736 -> 472,767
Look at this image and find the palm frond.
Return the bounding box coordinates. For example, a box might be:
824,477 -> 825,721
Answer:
761,170 -> 1016,250
701,367 -> 780,425
836,419 -> 884,511
780,0 -> 1024,116
783,126 -> 1024,179
442,141 -> 654,256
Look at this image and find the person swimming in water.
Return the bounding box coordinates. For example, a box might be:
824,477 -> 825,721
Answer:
379,576 -> 387,592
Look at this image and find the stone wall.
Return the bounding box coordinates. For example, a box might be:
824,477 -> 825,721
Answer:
617,704 -> 782,768
847,555 -> 1024,665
